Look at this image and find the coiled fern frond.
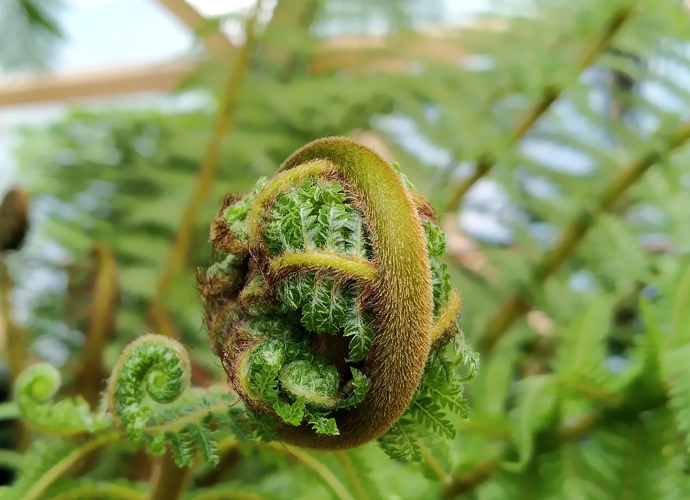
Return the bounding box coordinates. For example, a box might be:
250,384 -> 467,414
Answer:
15,363 -> 110,435
201,137 -> 477,451
105,334 -> 240,466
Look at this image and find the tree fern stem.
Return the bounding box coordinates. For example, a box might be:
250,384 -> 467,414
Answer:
149,450 -> 193,500
263,443 -> 355,500
444,4 -> 636,213
149,1 -> 262,337
418,439 -> 450,485
442,459 -> 497,499
0,257 -> 25,381
482,121 -> 690,351
0,256 -> 29,451
75,243 -> 118,408
22,433 -> 121,500
334,452 -> 370,500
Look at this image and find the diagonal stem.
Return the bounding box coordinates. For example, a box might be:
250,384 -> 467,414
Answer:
334,452 -> 370,500
75,243 -> 118,408
0,255 -> 29,450
263,443 -> 355,500
149,450 -> 192,500
149,1 -> 262,338
0,257 -> 25,381
481,121 -> 690,352
444,4 -> 637,213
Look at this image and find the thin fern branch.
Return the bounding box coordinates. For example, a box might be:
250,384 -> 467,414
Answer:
481,121 -> 690,352
263,443 -> 355,500
148,0 -> 263,338
0,257 -> 26,381
74,243 -> 118,408
418,439 -> 450,485
442,459 -> 497,499
0,255 -> 28,451
444,3 -> 636,212
22,433 -> 121,500
334,452 -> 370,500
150,451 -> 193,500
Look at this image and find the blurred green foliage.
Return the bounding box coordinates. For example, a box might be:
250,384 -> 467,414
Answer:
4,0 -> 690,498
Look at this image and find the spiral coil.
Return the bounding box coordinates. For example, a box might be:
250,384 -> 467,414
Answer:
201,137 -> 464,450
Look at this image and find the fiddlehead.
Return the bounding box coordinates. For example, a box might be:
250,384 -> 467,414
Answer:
105,334 -> 238,466
201,137 -> 476,452
14,363 -> 110,435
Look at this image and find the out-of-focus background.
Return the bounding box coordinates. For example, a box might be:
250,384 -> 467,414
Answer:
3,0 -> 690,498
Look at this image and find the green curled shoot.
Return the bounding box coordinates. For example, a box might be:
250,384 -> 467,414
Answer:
14,363 -> 110,436
201,137 -> 477,453
106,334 -> 238,466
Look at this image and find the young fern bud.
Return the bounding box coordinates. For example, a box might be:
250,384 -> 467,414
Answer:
106,334 -> 191,437
202,137 -> 475,451
14,363 -> 110,435
105,334 -> 238,466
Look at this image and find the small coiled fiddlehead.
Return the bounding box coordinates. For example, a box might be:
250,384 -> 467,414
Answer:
201,137 -> 476,451
14,363 -> 110,435
105,334 -> 238,466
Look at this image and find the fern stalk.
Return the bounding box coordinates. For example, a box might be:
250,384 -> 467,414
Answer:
150,450 -> 193,500
334,452 -> 370,500
442,459 -> 498,499
481,121 -> 690,351
74,243 -> 118,408
0,257 -> 26,381
444,3 -> 637,212
22,433 -> 121,500
418,439 -> 450,485
0,255 -> 28,451
148,0 -> 263,338
264,443 -> 355,500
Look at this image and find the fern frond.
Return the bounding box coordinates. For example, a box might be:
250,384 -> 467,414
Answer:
15,363 -> 111,435
503,374 -> 559,472
377,417 -> 421,461
106,334 -> 238,466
